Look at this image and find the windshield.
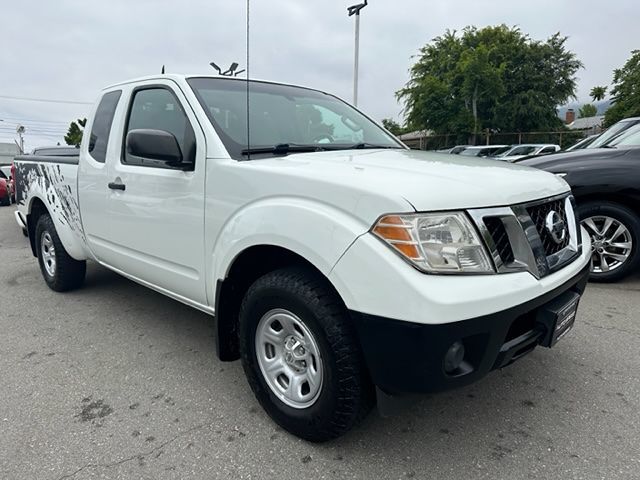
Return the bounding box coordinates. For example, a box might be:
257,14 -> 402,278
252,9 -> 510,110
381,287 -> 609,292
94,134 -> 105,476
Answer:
607,123 -> 640,147
590,119 -> 640,148
567,135 -> 598,151
491,146 -> 511,156
187,78 -> 403,159
460,149 -> 482,156
502,145 -> 537,156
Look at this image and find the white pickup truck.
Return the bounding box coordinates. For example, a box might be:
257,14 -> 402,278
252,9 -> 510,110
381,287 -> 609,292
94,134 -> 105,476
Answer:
15,74 -> 591,441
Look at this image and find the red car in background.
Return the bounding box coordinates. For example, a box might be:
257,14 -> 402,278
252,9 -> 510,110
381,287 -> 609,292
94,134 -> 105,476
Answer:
0,166 -> 13,206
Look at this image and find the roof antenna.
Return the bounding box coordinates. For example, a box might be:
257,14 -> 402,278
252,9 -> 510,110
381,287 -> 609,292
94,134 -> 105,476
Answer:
161,65 -> 165,74
245,0 -> 250,160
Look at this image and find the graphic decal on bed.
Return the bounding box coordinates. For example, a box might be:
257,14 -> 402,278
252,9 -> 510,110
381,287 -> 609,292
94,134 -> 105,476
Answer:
15,161 -> 85,240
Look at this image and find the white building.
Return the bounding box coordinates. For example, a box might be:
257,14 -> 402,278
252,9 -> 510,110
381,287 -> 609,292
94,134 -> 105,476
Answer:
567,115 -> 605,133
0,142 -> 20,166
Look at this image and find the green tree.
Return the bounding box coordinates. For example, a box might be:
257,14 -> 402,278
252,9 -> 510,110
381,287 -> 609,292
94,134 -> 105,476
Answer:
590,86 -> 607,102
64,118 -> 87,147
578,104 -> 598,118
604,50 -> 640,127
397,26 -> 582,139
381,118 -> 406,136
457,43 -> 505,142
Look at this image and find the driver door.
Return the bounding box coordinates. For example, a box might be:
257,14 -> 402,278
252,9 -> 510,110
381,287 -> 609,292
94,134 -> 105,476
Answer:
100,82 -> 207,305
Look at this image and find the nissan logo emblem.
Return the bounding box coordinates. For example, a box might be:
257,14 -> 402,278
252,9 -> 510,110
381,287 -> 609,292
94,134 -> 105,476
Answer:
545,211 -> 566,244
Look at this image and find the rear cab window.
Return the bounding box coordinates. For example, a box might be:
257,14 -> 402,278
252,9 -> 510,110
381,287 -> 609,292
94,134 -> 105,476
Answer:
88,90 -> 122,163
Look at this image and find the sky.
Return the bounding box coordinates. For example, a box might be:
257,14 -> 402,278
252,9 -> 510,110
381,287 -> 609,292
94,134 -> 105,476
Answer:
0,0 -> 637,151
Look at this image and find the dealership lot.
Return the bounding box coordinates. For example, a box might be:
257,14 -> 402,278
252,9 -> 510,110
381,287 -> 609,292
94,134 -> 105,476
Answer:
0,207 -> 638,480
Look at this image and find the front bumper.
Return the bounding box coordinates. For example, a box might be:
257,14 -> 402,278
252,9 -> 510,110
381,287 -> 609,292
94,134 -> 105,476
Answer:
351,261 -> 590,394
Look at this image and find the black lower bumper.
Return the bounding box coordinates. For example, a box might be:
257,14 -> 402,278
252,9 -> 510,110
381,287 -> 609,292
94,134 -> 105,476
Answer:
350,262 -> 590,394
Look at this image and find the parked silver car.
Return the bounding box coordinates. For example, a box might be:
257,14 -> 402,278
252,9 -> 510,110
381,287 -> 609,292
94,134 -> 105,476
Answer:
494,144 -> 560,162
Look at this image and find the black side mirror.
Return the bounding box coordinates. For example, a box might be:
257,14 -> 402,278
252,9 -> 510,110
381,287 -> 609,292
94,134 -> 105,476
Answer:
126,129 -> 184,168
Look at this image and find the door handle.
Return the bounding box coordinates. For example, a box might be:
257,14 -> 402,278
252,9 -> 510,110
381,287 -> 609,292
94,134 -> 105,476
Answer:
108,181 -> 126,191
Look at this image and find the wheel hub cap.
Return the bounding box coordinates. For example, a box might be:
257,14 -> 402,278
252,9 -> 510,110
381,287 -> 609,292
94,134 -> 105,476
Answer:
283,337 -> 308,372
582,215 -> 633,274
255,309 -> 323,409
41,232 -> 56,277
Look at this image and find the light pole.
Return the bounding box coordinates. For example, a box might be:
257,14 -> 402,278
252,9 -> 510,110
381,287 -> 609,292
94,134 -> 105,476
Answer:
0,120 -> 25,153
16,125 -> 25,153
347,0 -> 368,107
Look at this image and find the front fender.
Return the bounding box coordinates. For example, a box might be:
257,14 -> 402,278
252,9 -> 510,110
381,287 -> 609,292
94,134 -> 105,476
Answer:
210,196 -> 371,301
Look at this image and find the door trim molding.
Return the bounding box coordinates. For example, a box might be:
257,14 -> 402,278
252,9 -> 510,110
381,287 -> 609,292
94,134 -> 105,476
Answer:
97,260 -> 215,316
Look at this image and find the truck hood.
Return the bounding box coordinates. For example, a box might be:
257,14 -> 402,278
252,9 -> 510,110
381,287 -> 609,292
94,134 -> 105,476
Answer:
250,148 -> 569,214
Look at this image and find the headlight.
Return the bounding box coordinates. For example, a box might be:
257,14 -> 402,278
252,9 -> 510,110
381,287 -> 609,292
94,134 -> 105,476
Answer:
372,212 -> 494,273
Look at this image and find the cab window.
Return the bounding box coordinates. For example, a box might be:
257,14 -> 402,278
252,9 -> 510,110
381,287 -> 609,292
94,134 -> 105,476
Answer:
88,90 -> 121,163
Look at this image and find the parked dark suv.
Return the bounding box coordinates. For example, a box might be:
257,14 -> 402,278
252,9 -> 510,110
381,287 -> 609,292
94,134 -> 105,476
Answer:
521,122 -> 640,282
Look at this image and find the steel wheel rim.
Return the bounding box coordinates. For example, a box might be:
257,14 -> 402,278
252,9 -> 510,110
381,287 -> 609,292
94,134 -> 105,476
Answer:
41,232 -> 56,277
582,215 -> 633,274
255,308 -> 323,409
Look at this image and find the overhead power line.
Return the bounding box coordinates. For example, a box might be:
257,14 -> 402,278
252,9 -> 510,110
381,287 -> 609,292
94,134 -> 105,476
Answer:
0,116 -> 69,125
0,132 -> 65,138
0,94 -> 92,105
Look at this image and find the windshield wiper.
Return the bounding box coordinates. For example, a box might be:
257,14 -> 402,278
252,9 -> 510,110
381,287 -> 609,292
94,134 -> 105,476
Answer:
241,142 -> 402,156
241,143 -> 327,155
346,142 -> 401,150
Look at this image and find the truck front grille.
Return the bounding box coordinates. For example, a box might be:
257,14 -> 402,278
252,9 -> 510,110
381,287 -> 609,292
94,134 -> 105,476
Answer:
483,217 -> 514,264
468,194 -> 581,279
527,198 -> 571,256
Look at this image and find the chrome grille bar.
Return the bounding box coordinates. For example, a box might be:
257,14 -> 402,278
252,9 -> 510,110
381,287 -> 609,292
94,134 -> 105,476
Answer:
468,194 -> 581,279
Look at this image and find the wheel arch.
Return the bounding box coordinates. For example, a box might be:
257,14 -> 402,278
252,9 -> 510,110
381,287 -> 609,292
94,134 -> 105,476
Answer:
25,194 -> 87,260
574,193 -> 640,219
26,197 -> 49,257
214,244 -> 348,361
575,192 -> 640,282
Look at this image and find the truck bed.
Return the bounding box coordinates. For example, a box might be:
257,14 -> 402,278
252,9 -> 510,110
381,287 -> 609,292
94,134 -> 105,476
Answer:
14,154 -> 86,257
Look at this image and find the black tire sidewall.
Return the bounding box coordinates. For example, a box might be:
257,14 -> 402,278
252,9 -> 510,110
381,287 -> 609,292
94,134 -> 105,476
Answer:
34,214 -> 86,291
242,288 -> 342,430
35,215 -> 58,286
578,201 -> 640,282
239,270 -> 370,442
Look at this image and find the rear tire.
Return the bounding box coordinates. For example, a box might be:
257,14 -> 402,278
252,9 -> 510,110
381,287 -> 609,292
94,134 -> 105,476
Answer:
35,214 -> 86,291
239,267 -> 373,442
577,201 -> 640,282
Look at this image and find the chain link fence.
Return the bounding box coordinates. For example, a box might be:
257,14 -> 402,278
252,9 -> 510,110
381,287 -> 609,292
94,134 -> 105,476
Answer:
402,129 -> 596,151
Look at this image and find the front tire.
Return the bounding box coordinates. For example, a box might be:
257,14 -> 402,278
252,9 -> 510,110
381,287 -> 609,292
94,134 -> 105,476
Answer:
239,267 -> 373,442
578,201 -> 640,282
35,214 -> 86,291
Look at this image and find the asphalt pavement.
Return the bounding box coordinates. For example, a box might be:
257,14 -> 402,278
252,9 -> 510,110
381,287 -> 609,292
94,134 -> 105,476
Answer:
0,206 -> 639,480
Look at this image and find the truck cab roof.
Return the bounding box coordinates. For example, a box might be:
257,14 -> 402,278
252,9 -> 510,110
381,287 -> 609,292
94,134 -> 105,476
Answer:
103,74 -> 321,95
